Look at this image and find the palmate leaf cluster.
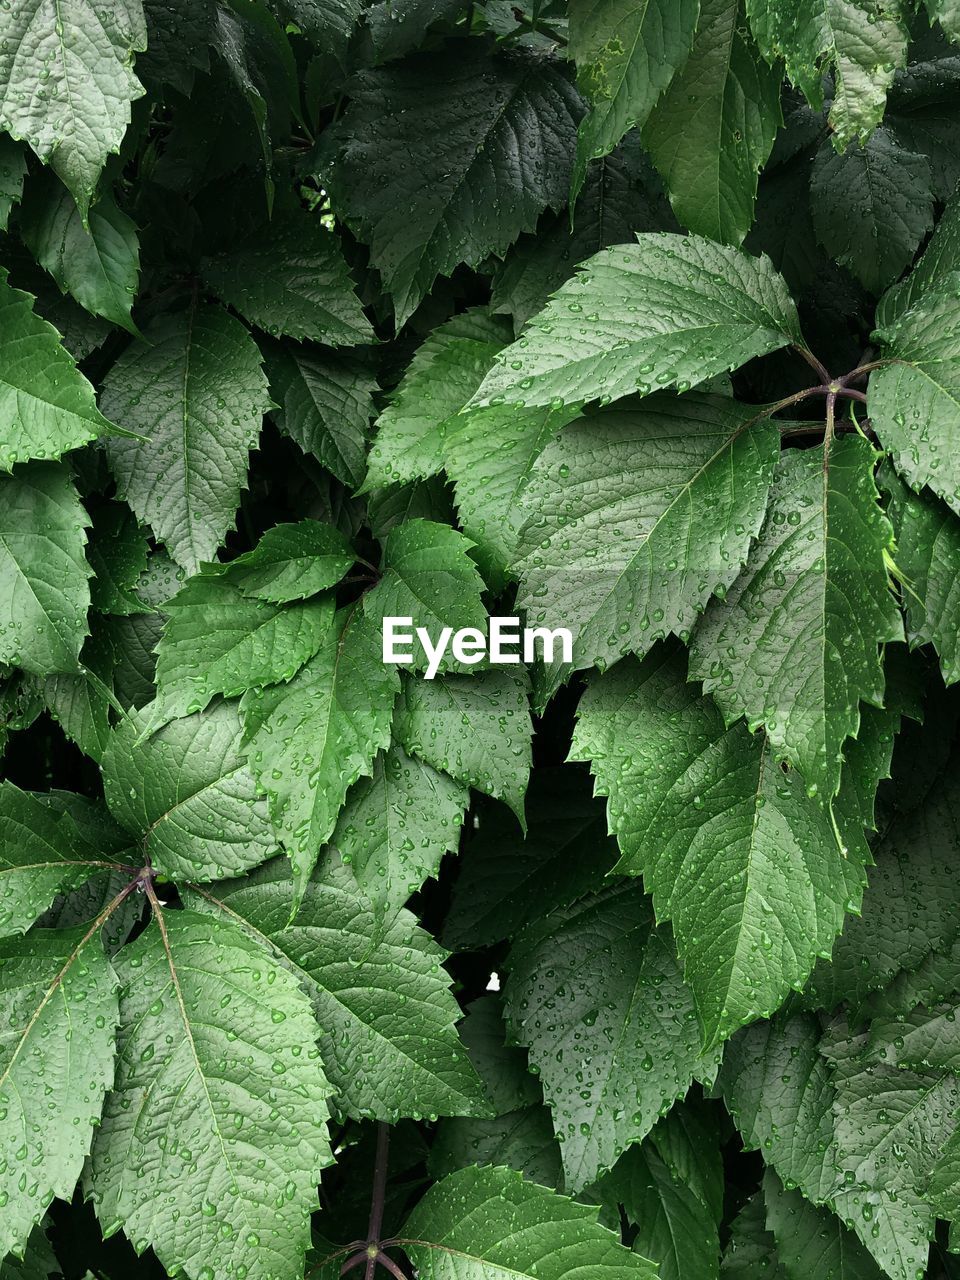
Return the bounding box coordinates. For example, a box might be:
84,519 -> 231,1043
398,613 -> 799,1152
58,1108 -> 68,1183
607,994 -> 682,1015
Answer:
5,1 -> 960,1279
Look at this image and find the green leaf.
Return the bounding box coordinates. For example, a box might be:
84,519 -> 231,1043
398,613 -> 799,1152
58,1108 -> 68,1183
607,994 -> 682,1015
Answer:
491,144 -> 668,330
193,857 -> 489,1120
429,1104 -> 563,1188
867,1000 -> 960,1072
90,908 -> 333,1280
153,576 -> 332,720
0,0 -> 146,214
364,310 -> 512,491
647,1098 -> 725,1225
505,882 -> 718,1191
926,0 -> 960,42
324,43 -> 583,325
102,302 -> 272,573
744,0 -> 908,150
242,607 -> 398,903
394,667 -> 531,826
0,270 -> 116,470
443,766 -> 618,950
643,0 -> 782,246
871,271 -> 960,518
571,647 -> 865,1044
883,466 -> 960,685
878,178 -> 960,328
801,747 -> 960,1011
101,701 -> 278,883
331,745 -> 468,912
263,342 -> 377,490
86,501 -> 150,617
567,0 -> 699,201
0,463 -> 92,675
396,1164 -> 657,1279
201,207 -> 373,346
763,1170 -> 886,1280
20,173 -> 141,332
469,233 -> 803,411
443,399 -> 580,591
0,781 -> 121,940
221,520 -> 356,604
720,1013 -> 839,1204
690,436 -> 902,801
0,926 -> 118,1258
363,519 -> 487,672
513,393 -> 779,697
0,1225 -> 60,1280
810,129 -> 934,295
595,1145 -> 720,1280
428,998 -> 559,1187
0,137 -> 26,231
826,1027 -> 957,1280
721,1194 -> 788,1280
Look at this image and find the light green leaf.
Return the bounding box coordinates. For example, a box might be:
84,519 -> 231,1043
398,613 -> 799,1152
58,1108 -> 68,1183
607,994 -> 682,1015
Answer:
0,463 -> 92,675
394,667 -> 532,826
325,44 -> 583,325
397,1164 -> 657,1279
103,302 -> 272,573
810,129 -> 934,295
643,0 -> 782,246
20,173 -> 141,332
0,780 -> 120,940
871,270 -> 960,517
567,0 -> 699,201
505,882 -> 719,1191
0,926 -> 118,1259
690,436 -> 902,801
154,576 -> 333,720
514,393 -> 779,698
469,233 -> 803,411
442,766 -> 618,950
242,607 -> 398,903
201,207 -> 372,346
571,647 -> 865,1044
0,270 -> 116,470
101,701 -> 278,883
745,0 -> 908,150
826,1027 -> 957,1280
331,745 -> 468,912
0,0 -> 146,214
883,466 -> 960,685
363,519 -> 487,672
219,520 -> 356,604
264,341 -> 377,490
193,857 -> 489,1121
363,310 -> 512,492
90,908 -> 333,1280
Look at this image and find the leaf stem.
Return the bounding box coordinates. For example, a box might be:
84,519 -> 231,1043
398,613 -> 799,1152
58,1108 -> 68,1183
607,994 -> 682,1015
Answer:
341,1251 -> 370,1276
824,389 -> 837,465
840,359 -> 893,384
375,1252 -> 407,1280
366,1122 -> 391,1247
792,344 -> 832,384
